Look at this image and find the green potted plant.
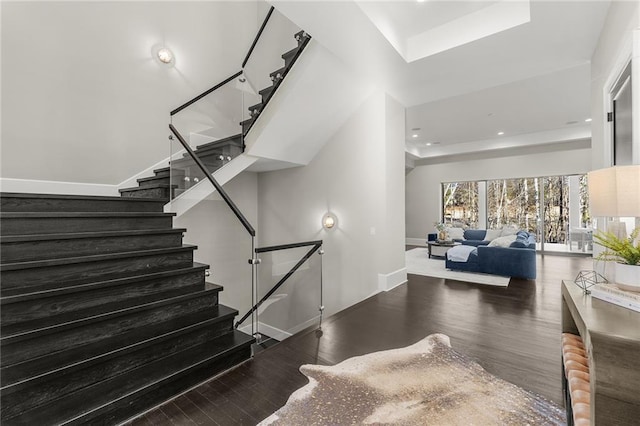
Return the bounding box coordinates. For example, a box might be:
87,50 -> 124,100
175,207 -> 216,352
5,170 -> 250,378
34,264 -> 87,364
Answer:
594,227 -> 640,292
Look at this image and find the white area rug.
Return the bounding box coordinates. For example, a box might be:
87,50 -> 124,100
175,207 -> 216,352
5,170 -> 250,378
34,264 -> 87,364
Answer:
406,248 -> 510,287
259,334 -> 565,425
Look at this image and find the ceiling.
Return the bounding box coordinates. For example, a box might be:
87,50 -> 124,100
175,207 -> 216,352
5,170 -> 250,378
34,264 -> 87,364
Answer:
273,0 -> 612,160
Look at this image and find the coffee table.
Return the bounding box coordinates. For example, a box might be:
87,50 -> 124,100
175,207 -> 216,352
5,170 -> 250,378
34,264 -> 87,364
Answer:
427,241 -> 461,259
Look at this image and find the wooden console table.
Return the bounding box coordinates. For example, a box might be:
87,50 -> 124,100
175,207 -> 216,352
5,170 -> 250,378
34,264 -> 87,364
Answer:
562,280 -> 640,424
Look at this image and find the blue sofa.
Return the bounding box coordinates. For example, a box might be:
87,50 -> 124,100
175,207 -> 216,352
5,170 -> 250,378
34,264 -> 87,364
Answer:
444,231 -> 537,279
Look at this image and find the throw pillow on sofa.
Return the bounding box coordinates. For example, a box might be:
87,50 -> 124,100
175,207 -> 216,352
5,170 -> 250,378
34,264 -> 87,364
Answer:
500,225 -> 519,237
446,227 -> 465,241
484,229 -> 502,241
487,234 -> 517,247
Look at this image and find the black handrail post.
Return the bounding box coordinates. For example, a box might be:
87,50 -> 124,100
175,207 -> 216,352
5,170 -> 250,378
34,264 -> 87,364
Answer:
168,124 -> 256,237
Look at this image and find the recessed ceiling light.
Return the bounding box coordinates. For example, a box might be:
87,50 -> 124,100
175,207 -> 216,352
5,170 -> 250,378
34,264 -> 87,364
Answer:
417,0 -> 426,3
585,118 -> 592,122
497,131 -> 504,136
412,134 -> 418,138
426,142 -> 432,146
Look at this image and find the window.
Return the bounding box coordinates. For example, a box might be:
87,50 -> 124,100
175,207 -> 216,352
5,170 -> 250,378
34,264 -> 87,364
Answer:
442,181 -> 479,228
442,174 -> 590,254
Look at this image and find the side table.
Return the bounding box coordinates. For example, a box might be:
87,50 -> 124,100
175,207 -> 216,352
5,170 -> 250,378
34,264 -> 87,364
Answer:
427,241 -> 460,259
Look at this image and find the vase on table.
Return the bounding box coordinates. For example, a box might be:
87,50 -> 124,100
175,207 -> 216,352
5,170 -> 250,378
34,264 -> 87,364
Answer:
615,263 -> 640,292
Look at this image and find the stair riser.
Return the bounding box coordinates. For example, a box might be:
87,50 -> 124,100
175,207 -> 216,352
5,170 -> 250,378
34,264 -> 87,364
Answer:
71,344 -> 252,426
193,143 -> 243,158
260,87 -> 274,104
1,216 -> 174,236
1,250 -> 194,292
2,320 -> 233,419
137,176 -> 171,187
1,232 -> 184,263
120,187 -> 172,199
282,49 -> 299,68
1,292 -> 219,367
1,271 -> 205,327
0,197 -> 164,213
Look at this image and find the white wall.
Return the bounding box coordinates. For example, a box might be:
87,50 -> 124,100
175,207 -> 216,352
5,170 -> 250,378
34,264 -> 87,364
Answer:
590,1 -> 640,169
1,1 -> 258,185
406,145 -> 592,241
256,91 -> 406,320
173,171 -> 259,320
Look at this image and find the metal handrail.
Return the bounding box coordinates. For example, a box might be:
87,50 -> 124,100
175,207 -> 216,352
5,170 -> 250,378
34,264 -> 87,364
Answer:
171,6 -> 275,117
168,124 -> 256,237
235,240 -> 323,328
255,240 -> 323,253
242,6 -> 275,68
170,71 -> 242,117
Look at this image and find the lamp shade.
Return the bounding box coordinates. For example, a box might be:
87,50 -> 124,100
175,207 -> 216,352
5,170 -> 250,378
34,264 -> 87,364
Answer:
588,165 -> 640,217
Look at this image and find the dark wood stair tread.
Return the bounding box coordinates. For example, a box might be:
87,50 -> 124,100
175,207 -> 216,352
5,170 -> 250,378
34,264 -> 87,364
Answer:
1,262 -> 209,301
1,303 -> 239,389
0,192 -> 167,204
119,183 -> 177,192
0,228 -> 186,244
1,211 -> 175,219
1,245 -> 196,272
1,281 -> 221,339
7,330 -> 254,425
194,134 -> 243,151
1,285 -> 215,343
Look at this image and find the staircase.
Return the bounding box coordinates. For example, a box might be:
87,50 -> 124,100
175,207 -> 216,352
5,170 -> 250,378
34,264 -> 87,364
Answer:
0,192 -> 254,425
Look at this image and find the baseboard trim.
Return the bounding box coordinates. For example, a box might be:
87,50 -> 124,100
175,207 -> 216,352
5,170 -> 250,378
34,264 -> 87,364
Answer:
238,316 -> 321,342
0,178 -> 120,196
378,267 -> 407,292
406,238 -> 427,247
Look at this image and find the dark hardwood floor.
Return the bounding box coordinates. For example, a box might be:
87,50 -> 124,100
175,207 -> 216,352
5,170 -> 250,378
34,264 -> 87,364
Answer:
128,251 -> 591,425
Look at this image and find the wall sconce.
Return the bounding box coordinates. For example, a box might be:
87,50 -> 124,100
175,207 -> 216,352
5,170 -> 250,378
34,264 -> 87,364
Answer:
152,44 -> 175,67
322,213 -> 337,229
157,47 -> 174,64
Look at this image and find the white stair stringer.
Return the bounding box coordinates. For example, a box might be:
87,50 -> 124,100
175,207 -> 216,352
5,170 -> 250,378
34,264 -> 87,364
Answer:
164,153 -> 258,217
244,38 -> 375,168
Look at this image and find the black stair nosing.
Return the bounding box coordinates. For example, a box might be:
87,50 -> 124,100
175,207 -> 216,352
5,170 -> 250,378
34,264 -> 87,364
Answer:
119,183 -> 177,192
0,228 -> 187,244
0,285 -> 216,344
1,244 -> 198,271
10,331 -> 254,426
0,192 -> 167,203
204,282 -> 223,292
194,134 -> 243,151
0,211 -> 176,219
1,306 -> 240,393
0,303 -> 238,389
1,262 -> 210,303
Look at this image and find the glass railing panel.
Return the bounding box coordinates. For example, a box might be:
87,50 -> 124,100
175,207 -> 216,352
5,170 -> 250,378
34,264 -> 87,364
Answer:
170,172 -> 256,341
169,74 -> 246,200
241,7 -> 305,137
254,243 -> 322,349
